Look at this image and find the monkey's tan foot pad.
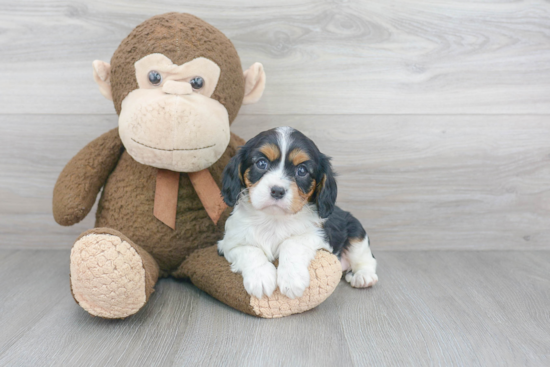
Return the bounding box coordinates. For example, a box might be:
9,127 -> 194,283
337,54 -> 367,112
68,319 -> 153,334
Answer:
179,246 -> 342,318
70,228 -> 158,319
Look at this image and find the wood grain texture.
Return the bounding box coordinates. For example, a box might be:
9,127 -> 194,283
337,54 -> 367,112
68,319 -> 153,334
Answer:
0,249 -> 548,366
0,0 -> 549,114
1,2 -> 548,366
1,114 -> 548,250
0,114 -> 116,249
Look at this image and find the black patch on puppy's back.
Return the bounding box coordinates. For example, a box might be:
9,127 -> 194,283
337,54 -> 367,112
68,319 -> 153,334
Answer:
323,206 -> 368,257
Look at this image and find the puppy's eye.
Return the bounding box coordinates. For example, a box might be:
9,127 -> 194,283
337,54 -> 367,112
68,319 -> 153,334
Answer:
148,70 -> 162,86
256,158 -> 269,170
296,165 -> 309,177
190,76 -> 204,90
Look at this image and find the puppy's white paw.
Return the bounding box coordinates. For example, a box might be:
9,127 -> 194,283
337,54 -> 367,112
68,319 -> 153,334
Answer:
277,265 -> 310,299
345,267 -> 378,288
242,262 -> 277,299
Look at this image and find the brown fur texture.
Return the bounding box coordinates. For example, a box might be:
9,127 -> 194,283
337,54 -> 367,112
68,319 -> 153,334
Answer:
179,246 -> 257,316
94,129 -> 241,277
54,128 -> 241,277
110,13 -> 244,123
53,128 -> 123,226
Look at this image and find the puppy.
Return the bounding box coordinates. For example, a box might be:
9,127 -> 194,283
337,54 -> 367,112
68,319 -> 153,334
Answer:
217,127 -> 378,299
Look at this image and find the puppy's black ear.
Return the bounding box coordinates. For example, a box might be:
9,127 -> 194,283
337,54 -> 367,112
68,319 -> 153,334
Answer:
316,154 -> 337,218
221,148 -> 246,207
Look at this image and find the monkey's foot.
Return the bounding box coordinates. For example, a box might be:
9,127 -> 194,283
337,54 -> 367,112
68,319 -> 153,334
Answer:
178,246 -> 342,318
70,228 -> 159,319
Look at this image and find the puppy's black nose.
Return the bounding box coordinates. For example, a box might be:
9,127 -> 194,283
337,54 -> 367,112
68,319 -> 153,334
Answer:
270,186 -> 286,199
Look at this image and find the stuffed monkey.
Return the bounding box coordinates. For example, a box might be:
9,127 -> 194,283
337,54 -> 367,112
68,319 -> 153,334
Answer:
53,13 -> 341,319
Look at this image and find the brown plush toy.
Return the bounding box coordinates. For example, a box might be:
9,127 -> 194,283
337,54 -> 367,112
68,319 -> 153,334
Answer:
53,13 -> 341,319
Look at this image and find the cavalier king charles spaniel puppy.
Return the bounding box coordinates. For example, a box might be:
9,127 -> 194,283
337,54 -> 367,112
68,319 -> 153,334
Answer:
217,127 -> 378,299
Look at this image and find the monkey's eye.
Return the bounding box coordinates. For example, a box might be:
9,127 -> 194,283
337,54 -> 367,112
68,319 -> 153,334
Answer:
148,71 -> 162,86
296,165 -> 309,177
255,158 -> 269,170
190,76 -> 204,90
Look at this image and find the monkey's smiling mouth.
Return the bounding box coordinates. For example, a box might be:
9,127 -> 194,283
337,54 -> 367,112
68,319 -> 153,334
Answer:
131,138 -> 215,151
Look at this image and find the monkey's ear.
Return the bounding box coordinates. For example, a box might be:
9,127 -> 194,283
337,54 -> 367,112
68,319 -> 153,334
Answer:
242,62 -> 266,105
92,60 -> 113,101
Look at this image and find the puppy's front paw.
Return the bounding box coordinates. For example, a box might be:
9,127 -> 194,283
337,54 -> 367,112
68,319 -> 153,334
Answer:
345,267 -> 378,288
242,262 -> 277,299
277,265 -> 310,299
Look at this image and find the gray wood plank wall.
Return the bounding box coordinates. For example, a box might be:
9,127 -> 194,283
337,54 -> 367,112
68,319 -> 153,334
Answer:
0,0 -> 549,250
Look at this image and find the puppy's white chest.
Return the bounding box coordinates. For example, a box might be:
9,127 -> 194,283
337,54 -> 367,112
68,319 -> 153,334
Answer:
250,214 -> 327,261
220,201 -> 326,262
249,218 -> 305,259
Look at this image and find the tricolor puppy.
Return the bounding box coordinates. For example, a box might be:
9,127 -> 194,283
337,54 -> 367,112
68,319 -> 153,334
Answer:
217,127 -> 378,299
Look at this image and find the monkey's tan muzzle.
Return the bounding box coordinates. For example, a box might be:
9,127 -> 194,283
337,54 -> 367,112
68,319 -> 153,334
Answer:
118,89 -> 230,172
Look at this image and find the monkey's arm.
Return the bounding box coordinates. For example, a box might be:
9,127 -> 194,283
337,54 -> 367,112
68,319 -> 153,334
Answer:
53,128 -> 123,226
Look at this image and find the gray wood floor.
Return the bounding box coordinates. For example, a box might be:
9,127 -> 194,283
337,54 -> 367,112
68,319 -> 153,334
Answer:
0,250 -> 548,367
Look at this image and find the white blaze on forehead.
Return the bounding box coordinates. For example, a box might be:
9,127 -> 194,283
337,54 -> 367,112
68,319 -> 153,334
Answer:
275,126 -> 294,173
246,127 -> 297,212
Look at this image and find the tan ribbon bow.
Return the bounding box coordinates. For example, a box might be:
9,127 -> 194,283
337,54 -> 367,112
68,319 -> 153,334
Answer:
154,168 -> 228,229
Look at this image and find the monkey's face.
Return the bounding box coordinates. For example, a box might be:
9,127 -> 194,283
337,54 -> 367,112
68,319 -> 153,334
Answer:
118,54 -> 229,172
92,13 -> 266,173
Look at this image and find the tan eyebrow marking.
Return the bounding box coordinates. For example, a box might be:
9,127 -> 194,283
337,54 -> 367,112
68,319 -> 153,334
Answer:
259,143 -> 280,161
288,148 -> 310,166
